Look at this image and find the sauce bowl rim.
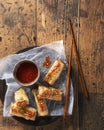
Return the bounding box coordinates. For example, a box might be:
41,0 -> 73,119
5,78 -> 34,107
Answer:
13,59 -> 40,87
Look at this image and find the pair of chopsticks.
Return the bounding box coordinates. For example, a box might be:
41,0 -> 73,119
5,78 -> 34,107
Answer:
64,20 -> 89,118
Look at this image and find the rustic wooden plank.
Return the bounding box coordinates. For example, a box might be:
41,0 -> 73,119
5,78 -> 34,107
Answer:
79,0 -> 104,130
79,93 -> 104,130
79,0 -> 104,94
0,0 -> 36,58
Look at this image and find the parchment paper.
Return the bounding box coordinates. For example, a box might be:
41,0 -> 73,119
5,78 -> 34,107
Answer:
0,40 -> 74,117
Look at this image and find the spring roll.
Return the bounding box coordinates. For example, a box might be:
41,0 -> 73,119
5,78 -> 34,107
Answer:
44,59 -> 65,85
38,86 -> 63,101
10,102 -> 37,121
32,89 -> 48,116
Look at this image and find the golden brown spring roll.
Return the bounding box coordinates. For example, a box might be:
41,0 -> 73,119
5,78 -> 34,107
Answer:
32,89 -> 48,116
38,86 -> 63,101
14,88 -> 29,104
10,102 -> 37,121
44,59 -> 65,85
14,88 -> 29,107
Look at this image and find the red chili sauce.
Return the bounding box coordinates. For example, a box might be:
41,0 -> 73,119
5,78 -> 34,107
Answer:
42,56 -> 51,68
16,61 -> 38,83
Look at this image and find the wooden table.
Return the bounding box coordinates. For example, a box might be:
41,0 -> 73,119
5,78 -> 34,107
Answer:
0,0 -> 103,130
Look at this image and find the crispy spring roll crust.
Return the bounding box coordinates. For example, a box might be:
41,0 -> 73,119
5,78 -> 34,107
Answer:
38,86 -> 63,101
15,88 -> 29,105
44,59 -> 65,85
32,89 -> 48,116
10,102 -> 37,120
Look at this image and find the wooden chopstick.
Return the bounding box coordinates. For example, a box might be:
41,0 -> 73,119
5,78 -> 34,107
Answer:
69,20 -> 89,99
64,38 -> 73,118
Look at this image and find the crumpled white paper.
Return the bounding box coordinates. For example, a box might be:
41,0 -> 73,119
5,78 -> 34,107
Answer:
0,40 -> 74,116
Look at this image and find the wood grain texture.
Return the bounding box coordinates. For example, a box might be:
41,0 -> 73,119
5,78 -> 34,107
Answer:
79,93 -> 104,130
0,0 -> 103,130
0,0 -> 36,58
0,0 -> 79,130
79,0 -> 104,130
79,0 -> 104,94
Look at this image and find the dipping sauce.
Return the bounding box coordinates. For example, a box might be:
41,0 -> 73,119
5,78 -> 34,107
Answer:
14,60 -> 40,86
16,61 -> 38,83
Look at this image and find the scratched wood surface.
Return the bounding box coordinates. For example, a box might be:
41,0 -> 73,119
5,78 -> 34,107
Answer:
0,0 -> 104,130
0,0 -> 78,130
79,0 -> 104,130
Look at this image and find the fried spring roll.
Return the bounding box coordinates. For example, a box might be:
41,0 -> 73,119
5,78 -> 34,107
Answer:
14,88 -> 29,107
32,89 -> 48,116
44,59 -> 65,85
38,86 -> 63,101
10,102 -> 37,121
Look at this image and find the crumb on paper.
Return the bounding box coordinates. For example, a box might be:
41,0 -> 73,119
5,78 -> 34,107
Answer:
42,56 -> 51,68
